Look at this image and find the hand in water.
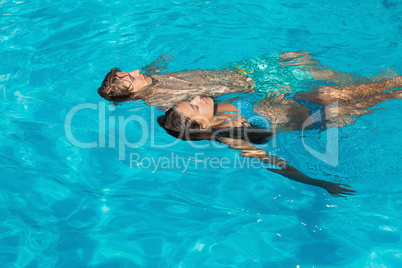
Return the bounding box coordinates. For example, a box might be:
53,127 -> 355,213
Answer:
323,182 -> 356,198
141,52 -> 174,74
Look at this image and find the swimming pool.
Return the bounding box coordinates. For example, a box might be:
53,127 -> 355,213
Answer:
1,0 -> 401,267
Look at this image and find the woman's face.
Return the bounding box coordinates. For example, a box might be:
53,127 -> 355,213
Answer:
116,69 -> 152,92
176,96 -> 214,128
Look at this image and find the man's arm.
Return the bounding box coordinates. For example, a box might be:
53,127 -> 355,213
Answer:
141,52 -> 174,74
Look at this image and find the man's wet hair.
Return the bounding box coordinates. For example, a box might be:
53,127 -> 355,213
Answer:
97,68 -> 135,102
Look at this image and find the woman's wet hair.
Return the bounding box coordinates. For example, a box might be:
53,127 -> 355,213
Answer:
158,105 -> 272,144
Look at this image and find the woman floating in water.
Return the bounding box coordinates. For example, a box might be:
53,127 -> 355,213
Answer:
97,51 -> 385,110
158,76 -> 402,197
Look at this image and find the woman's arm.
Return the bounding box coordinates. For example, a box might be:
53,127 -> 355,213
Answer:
265,165 -> 356,198
218,137 -> 356,197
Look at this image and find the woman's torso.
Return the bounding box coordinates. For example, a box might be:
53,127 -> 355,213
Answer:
216,99 -> 271,129
218,97 -> 323,132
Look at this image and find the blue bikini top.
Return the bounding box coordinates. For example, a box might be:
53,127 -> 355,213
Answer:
215,95 -> 325,130
215,99 -> 271,129
284,93 -> 324,129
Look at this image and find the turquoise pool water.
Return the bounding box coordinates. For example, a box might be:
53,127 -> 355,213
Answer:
1,0 -> 402,267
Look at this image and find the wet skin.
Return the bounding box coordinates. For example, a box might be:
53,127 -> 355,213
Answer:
176,96 -> 215,128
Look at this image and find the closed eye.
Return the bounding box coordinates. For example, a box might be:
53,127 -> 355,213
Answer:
128,74 -> 135,81
117,73 -> 135,82
190,104 -> 199,113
